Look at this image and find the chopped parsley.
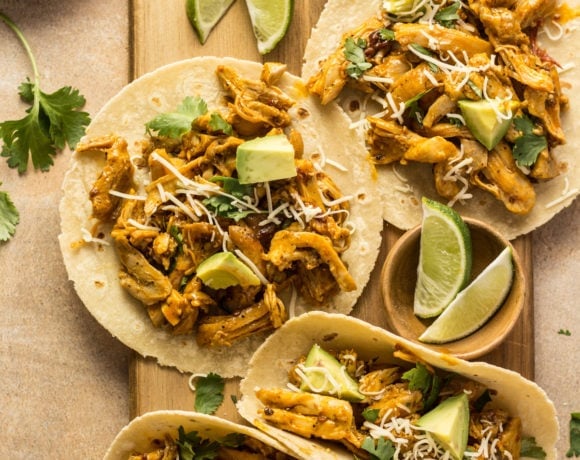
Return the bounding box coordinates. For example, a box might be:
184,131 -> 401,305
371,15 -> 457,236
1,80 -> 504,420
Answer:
567,412 -> 580,458
194,372 -> 225,415
0,12 -> 90,173
344,37 -> 372,78
0,183 -> 19,242
512,115 -> 548,168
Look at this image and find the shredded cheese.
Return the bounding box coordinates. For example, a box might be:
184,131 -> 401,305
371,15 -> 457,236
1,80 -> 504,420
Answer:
108,190 -> 146,201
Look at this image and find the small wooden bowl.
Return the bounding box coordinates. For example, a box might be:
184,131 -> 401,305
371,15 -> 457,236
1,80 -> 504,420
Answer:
381,218 -> 525,360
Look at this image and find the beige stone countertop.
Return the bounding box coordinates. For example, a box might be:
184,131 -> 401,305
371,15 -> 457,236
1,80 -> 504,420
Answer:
0,1 -> 578,458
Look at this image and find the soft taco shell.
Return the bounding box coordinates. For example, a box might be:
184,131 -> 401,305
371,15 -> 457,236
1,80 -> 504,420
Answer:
238,312 -> 559,459
103,410 -> 297,459
58,57 -> 382,377
303,0 -> 580,239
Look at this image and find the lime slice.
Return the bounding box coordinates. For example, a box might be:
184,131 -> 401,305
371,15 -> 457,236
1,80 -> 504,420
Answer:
413,197 -> 472,318
186,0 -> 235,44
244,0 -> 294,54
419,246 -> 514,344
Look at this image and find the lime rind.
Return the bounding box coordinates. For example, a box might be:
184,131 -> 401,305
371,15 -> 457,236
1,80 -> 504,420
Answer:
413,198 -> 472,318
245,0 -> 294,54
186,0 -> 236,44
419,246 -> 514,344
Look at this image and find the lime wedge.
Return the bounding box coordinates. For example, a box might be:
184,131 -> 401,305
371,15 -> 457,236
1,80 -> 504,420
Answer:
419,246 -> 514,344
413,197 -> 472,318
186,0 -> 235,44
244,0 -> 294,54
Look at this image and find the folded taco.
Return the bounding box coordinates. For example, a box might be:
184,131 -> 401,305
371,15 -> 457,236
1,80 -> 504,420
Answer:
58,57 -> 382,377
238,312 -> 559,459
302,0 -> 579,239
103,410 -> 298,459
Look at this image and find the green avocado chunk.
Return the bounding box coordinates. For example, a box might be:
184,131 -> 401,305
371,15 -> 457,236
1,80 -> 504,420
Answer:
299,344 -> 365,402
196,251 -> 261,289
458,99 -> 516,150
417,393 -> 470,460
236,134 -> 297,184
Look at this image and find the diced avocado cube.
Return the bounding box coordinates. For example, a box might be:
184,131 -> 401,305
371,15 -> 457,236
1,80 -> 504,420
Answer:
236,134 -> 297,184
196,251 -> 261,289
458,99 -> 517,150
417,393 -> 469,460
299,344 -> 365,402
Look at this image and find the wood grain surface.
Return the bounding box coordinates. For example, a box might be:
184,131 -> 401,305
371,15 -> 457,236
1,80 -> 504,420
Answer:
129,0 -> 534,420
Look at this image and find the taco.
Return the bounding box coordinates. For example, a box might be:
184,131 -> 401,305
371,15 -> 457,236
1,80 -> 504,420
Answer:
302,0 -> 580,239
58,57 -> 382,377
238,312 -> 559,459
103,410 -> 298,459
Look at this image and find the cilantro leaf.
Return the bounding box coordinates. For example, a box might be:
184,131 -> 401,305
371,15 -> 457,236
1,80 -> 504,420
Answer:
0,183 -> 19,242
567,412 -> 580,457
361,437 -> 396,460
435,1 -> 461,28
409,44 -> 439,72
203,177 -> 255,221
344,37 -> 372,79
379,28 -> 396,41
176,426 -> 221,460
402,363 -> 441,411
145,96 -> 208,138
209,112 -> 233,135
559,329 -> 572,336
0,14 -> 90,173
520,436 -> 547,459
362,408 -> 380,423
194,372 -> 225,414
512,115 -> 548,167
220,433 -> 246,448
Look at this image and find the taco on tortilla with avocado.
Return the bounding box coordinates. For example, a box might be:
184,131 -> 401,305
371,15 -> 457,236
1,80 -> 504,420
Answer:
302,0 -> 579,239
237,312 -> 559,459
103,410 -> 298,459
58,57 -> 382,377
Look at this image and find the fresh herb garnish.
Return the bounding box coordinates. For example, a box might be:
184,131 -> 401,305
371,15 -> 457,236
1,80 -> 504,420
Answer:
344,37 -> 372,78
209,112 -> 233,135
146,96 -> 208,138
194,372 -> 225,414
203,176 -> 255,221
0,12 -> 90,173
361,436 -> 396,459
378,28 -> 396,41
362,407 -> 380,422
512,115 -> 548,168
467,80 -> 483,98
559,329 -> 572,336
520,436 -> 547,459
567,412 -> 580,457
402,363 -> 441,411
0,182 -> 19,242
409,43 -> 439,72
175,427 -> 246,460
473,389 -> 492,412
435,1 -> 461,28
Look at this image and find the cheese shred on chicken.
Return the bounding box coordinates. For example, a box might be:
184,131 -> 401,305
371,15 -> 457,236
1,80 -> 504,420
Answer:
75,63 -> 357,348
307,0 -> 571,215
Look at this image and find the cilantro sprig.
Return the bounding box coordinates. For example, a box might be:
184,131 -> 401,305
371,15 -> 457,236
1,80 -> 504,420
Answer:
402,362 -> 442,411
512,115 -> 548,168
435,1 -> 461,28
0,182 -> 19,242
193,372 -> 225,415
361,437 -> 396,460
203,176 -> 255,221
0,12 -> 90,173
145,96 -> 232,139
344,37 -> 372,79
567,412 -> 580,458
176,426 -> 245,460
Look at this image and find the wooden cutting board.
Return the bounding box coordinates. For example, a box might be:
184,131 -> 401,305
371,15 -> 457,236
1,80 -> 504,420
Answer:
129,0 -> 534,421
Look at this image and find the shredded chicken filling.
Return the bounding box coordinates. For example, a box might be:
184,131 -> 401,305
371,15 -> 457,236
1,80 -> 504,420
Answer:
78,63 -> 357,347
307,0 -> 570,214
